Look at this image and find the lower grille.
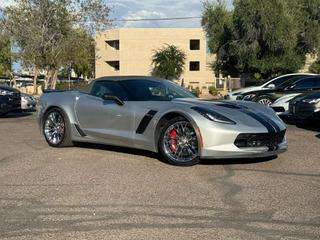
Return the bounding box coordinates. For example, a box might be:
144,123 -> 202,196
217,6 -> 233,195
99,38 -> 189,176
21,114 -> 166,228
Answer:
234,130 -> 286,149
272,106 -> 285,113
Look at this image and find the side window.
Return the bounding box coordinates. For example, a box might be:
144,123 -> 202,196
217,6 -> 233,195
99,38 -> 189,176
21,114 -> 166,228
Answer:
91,81 -> 128,100
291,78 -> 315,90
314,78 -> 320,88
269,76 -> 293,87
121,80 -> 164,101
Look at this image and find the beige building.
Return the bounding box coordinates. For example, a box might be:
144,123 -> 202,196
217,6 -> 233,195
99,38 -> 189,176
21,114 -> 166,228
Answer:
95,28 -> 216,91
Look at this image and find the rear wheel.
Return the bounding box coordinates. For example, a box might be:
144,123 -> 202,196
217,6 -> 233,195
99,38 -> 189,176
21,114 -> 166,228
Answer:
256,96 -> 273,106
159,117 -> 200,166
43,108 -> 73,147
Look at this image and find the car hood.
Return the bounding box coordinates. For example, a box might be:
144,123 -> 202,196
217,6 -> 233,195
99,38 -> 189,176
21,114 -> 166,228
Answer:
172,98 -> 285,130
0,85 -> 20,93
292,91 -> 320,102
273,93 -> 301,105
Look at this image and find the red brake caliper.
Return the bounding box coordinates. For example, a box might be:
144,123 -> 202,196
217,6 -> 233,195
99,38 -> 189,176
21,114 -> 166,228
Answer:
169,129 -> 177,152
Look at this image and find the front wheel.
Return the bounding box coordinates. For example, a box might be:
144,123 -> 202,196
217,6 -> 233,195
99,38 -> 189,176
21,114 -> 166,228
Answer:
159,117 -> 200,166
256,96 -> 273,106
43,108 -> 73,147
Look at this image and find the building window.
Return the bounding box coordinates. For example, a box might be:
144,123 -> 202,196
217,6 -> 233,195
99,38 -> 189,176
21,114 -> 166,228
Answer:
106,40 -> 120,50
190,39 -> 200,50
189,61 -> 200,71
106,61 -> 120,71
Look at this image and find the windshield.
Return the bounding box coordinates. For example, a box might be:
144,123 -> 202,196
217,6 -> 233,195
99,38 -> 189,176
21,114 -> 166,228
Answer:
120,79 -> 196,101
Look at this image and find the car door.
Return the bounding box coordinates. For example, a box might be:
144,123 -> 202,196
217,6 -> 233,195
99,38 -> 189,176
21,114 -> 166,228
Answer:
75,80 -> 135,147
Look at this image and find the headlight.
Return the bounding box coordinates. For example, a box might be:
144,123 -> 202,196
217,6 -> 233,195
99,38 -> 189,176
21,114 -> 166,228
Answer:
0,90 -> 13,96
243,94 -> 256,100
302,98 -> 320,104
191,106 -> 236,125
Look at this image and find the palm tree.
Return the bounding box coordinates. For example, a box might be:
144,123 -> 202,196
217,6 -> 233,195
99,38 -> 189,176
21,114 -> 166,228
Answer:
151,44 -> 186,80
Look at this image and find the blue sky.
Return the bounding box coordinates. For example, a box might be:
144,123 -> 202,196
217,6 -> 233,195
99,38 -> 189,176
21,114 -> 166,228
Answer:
1,0 -> 233,28
1,0 -> 233,71
108,0 -> 233,28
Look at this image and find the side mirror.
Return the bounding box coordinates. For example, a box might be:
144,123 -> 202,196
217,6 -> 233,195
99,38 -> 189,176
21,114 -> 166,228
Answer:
102,94 -> 124,106
267,84 -> 275,89
284,85 -> 295,91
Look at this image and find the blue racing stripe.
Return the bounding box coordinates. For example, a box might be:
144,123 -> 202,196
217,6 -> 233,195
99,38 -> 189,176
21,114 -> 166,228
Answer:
240,110 -> 276,133
217,103 -> 278,133
257,113 -> 281,132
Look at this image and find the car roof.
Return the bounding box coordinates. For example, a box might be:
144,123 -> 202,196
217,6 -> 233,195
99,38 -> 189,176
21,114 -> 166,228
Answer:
263,73 -> 318,85
94,76 -> 168,82
276,75 -> 319,88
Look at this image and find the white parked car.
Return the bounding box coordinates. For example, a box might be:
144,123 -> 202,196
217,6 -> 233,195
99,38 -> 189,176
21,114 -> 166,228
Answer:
21,93 -> 37,111
225,73 -> 316,100
271,93 -> 301,115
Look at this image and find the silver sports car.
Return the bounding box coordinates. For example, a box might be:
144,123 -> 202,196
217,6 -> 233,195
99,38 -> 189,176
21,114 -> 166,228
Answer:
38,76 -> 287,166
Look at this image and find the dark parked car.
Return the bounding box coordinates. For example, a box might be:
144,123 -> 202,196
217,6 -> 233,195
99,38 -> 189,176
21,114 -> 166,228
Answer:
289,91 -> 320,119
238,75 -> 320,106
0,85 -> 21,116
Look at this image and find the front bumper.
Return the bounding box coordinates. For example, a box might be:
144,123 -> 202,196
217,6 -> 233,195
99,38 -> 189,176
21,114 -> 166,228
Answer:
21,101 -> 37,111
198,121 -> 287,159
289,102 -> 320,119
201,142 -> 287,159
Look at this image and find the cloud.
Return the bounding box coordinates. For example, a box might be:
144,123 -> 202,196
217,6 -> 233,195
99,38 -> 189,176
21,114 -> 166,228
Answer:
123,10 -> 167,27
109,0 -> 205,28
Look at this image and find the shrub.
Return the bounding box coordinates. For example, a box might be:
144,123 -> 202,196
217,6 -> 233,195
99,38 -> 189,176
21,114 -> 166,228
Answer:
309,60 -> 320,74
191,87 -> 201,97
209,86 -> 217,95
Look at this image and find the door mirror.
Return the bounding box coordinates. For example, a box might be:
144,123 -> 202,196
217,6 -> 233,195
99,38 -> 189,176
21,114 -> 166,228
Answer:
266,83 -> 275,89
284,85 -> 295,91
102,94 -> 124,106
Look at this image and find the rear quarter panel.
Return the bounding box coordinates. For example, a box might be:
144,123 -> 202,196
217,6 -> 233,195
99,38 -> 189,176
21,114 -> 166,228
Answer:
38,91 -> 79,128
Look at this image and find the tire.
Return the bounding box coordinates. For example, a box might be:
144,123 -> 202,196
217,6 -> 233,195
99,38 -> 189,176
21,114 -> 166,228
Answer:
42,107 -> 73,147
0,112 -> 7,117
158,117 -> 200,166
256,96 -> 274,106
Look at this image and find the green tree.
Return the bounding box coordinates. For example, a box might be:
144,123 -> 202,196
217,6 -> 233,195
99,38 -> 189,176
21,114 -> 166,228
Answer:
201,0 -> 320,79
309,59 -> 320,73
63,29 -> 95,81
151,44 -> 186,80
202,0 -> 236,74
1,0 -> 111,92
291,0 -> 320,54
0,35 -> 11,77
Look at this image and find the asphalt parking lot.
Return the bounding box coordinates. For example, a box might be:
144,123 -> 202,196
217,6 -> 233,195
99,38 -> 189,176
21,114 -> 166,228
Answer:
0,113 -> 319,240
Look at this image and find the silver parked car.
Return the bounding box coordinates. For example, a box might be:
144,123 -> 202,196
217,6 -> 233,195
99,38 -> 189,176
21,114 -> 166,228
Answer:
38,76 -> 287,166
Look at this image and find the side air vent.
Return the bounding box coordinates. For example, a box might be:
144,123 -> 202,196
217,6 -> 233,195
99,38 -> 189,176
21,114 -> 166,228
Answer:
136,110 -> 158,134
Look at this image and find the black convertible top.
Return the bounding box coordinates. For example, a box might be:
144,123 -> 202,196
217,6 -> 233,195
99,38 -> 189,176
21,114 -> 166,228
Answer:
94,76 -> 168,82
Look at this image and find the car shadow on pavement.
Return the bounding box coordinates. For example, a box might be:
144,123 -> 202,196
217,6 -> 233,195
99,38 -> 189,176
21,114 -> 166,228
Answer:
200,156 -> 277,165
281,117 -> 320,133
74,142 -> 277,166
0,112 -> 34,118
74,142 -> 162,161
